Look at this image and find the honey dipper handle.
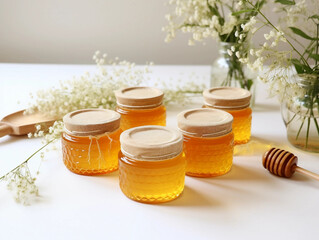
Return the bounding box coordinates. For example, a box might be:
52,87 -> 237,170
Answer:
294,166 -> 319,181
0,123 -> 13,137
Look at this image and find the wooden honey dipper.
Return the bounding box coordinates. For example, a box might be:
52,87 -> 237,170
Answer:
262,147 -> 319,181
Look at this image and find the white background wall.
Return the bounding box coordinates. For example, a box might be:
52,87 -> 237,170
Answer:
0,0 -> 274,65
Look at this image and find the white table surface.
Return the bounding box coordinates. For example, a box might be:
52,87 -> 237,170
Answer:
0,64 -> 319,240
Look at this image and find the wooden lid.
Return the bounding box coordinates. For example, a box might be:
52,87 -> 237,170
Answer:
120,125 -> 183,161
177,108 -> 233,137
114,86 -> 164,109
63,109 -> 120,136
203,87 -> 251,110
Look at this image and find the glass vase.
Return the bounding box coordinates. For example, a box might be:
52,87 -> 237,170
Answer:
281,74 -> 319,152
210,42 -> 256,105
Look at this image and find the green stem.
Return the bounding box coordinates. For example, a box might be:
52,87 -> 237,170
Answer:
0,139 -> 55,181
286,112 -> 298,126
314,117 -> 319,136
316,24 -> 319,66
296,116 -> 306,140
306,116 -> 311,147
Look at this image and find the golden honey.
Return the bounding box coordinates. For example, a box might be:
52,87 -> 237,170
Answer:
61,109 -> 121,175
116,105 -> 166,131
225,107 -> 252,145
62,129 -> 121,175
177,108 -> 234,177
203,87 -> 252,145
119,125 -> 185,203
183,132 -> 233,177
119,152 -> 185,203
115,86 -> 166,131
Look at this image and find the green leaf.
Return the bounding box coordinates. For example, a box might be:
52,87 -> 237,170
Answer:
308,15 -> 319,21
274,0 -> 295,5
232,9 -> 255,16
291,59 -> 304,74
289,27 -> 318,40
246,79 -> 253,91
309,54 -> 319,61
291,58 -> 312,74
206,0 -> 219,16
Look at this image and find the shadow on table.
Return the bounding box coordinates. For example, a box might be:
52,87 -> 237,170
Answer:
234,136 -> 288,156
223,164 -> 270,182
205,160 -> 311,184
162,186 -> 220,207
187,164 -> 270,184
92,170 -> 119,182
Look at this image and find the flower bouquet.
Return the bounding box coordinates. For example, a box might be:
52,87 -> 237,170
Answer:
164,0 -> 266,92
244,0 -> 319,152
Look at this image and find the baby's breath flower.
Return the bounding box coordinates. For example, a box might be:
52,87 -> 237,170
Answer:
164,0 -> 263,46
4,163 -> 39,205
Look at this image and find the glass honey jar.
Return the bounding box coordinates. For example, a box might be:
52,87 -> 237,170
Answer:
203,87 -> 252,145
177,108 -> 234,177
115,86 -> 166,131
62,109 -> 121,175
119,125 -> 185,203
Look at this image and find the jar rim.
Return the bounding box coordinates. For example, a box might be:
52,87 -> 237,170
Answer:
63,109 -> 120,136
120,125 -> 183,161
203,87 -> 251,110
115,86 -> 164,109
177,108 -> 233,138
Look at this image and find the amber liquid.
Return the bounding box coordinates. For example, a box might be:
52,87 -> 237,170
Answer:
119,152 -> 185,203
227,107 -> 252,145
204,105 -> 252,145
116,105 -> 166,131
62,129 -> 121,175
183,132 -> 234,177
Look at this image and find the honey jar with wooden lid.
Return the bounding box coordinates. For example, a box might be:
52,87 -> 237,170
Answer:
177,108 -> 234,177
62,109 -> 121,175
119,125 -> 185,203
115,87 -> 166,131
203,87 -> 252,145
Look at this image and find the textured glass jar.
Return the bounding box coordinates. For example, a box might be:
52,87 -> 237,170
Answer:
115,87 -> 166,131
210,42 -> 256,105
177,108 -> 234,177
203,87 -> 252,145
62,109 -> 121,175
281,75 -> 319,152
119,125 -> 185,203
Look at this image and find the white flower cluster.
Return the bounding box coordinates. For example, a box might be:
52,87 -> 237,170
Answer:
26,52 -> 149,119
26,52 -> 205,143
246,29 -> 288,71
3,163 -> 38,205
277,0 -> 307,26
163,81 -> 206,105
164,0 -> 261,45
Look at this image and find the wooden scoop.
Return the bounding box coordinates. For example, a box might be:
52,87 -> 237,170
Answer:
262,147 -> 319,181
0,110 -> 56,138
